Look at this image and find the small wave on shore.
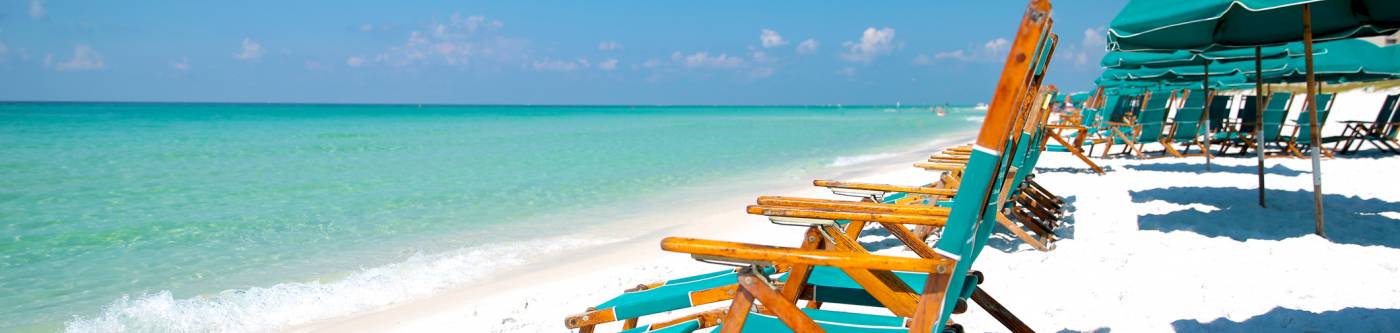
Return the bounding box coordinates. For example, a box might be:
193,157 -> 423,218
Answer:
62,236 -> 614,333
828,152 -> 898,167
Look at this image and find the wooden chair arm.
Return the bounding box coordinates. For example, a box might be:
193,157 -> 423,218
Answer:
755,196 -> 951,216
914,162 -> 966,171
661,237 -> 955,272
812,180 -> 958,197
746,205 -> 948,226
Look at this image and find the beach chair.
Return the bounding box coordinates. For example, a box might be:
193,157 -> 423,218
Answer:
568,10 -> 1058,330
1105,90 -> 1171,158
656,7 -> 1056,330
1160,90 -> 1211,158
1042,96 -> 1107,174
1215,96 -> 1258,154
1336,94 -> 1400,154
1231,92 -> 1293,155
1278,93 -> 1336,158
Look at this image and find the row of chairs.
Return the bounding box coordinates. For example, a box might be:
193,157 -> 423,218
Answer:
1064,90 -> 1400,159
565,2 -> 1063,331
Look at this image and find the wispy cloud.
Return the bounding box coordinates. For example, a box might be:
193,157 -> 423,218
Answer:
531,58 -> 589,72
371,14 -> 527,69
915,37 -> 1009,64
346,56 -> 366,68
796,39 -> 819,54
674,51 -> 744,69
598,58 -> 618,71
836,67 -> 856,77
234,38 -> 265,61
597,41 -> 623,51
49,45 -> 104,71
29,0 -> 45,18
840,27 -> 896,63
169,57 -> 190,72
760,29 -> 787,48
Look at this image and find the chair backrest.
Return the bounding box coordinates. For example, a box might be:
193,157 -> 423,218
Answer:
1295,93 -> 1334,142
1081,107 -> 1101,129
1238,97 -> 1260,133
1135,91 -> 1171,141
1107,95 -> 1134,123
1375,94 -> 1399,125
1260,92 -> 1292,142
1171,90 -> 1205,141
1207,95 -> 1232,132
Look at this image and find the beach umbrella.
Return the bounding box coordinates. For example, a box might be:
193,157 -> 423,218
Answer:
1251,39 -> 1400,83
1108,0 -> 1400,238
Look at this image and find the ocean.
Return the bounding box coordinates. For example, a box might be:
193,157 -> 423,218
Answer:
0,103 -> 981,332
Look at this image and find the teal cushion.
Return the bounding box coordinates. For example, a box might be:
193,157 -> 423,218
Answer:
715,308 -> 906,333
804,266 -> 929,307
619,319 -> 702,333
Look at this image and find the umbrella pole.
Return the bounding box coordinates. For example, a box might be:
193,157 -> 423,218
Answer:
1202,61 -> 1212,171
1302,4 -> 1326,238
1254,47 -> 1266,208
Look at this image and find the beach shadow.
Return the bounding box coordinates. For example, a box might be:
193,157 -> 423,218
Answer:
1055,328 -> 1110,333
1130,187 -> 1400,248
1172,306 -> 1400,332
1122,163 -> 1307,177
1035,166 -> 1117,174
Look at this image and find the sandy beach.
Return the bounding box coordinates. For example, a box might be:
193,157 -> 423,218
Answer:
297,109 -> 1400,333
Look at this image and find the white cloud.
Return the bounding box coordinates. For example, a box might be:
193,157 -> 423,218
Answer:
169,58 -> 190,72
921,37 -> 1012,64
371,14 -> 525,68
760,29 -> 787,48
598,58 -> 618,71
598,41 -> 623,51
796,39 -> 819,54
749,50 -> 773,64
234,38 -> 265,61
673,51 -> 744,69
51,45 -> 104,71
531,58 -> 589,72
346,56 -> 366,67
748,67 -> 774,79
1076,27 -> 1107,67
641,59 -> 662,69
912,53 -> 934,65
359,24 -> 375,32
983,38 -> 1009,55
29,0 -> 45,18
841,27 -> 896,63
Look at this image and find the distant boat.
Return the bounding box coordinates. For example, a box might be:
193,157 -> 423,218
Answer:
974,103 -> 989,110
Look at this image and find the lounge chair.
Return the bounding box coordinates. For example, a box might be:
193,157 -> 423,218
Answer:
1160,90 -> 1211,158
1336,94 -> 1400,154
1105,90 -> 1171,158
1231,92 -> 1293,155
656,6 -> 1055,325
1278,93 -> 1336,158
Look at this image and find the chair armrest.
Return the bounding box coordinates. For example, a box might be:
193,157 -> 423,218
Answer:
661,237 -> 955,272
747,205 -> 948,226
812,180 -> 957,197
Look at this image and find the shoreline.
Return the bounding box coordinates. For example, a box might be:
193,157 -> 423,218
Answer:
293,132 -> 981,332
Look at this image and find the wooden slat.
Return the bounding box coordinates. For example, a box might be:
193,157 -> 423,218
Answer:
738,272 -> 825,332
661,237 -> 952,273
718,288 -> 755,333
756,196 -> 951,216
746,205 -> 948,226
813,180 -> 958,197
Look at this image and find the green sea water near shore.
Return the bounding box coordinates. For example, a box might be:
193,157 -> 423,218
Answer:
0,103 -> 981,332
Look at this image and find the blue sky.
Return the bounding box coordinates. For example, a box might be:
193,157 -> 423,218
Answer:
0,0 -> 1126,104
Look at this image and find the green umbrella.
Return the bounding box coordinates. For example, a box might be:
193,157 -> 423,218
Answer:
1253,39 -> 1400,83
1108,0 -> 1400,237
1108,0 -> 1400,52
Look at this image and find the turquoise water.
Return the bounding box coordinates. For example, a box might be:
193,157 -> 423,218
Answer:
0,103 -> 980,332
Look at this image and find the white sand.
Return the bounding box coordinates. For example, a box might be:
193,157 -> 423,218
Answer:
298,93 -> 1400,332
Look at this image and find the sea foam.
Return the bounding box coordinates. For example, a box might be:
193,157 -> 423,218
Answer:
828,153 -> 898,167
62,236 -> 613,333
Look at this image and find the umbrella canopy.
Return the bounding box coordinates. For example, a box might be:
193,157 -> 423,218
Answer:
1108,0 -> 1400,52
1252,39 -> 1400,83
1100,45 -> 1294,68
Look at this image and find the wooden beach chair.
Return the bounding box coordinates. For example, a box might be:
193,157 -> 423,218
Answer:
562,11 -> 1052,328
1336,94 -> 1400,154
655,6 -> 1057,330
1105,90 -> 1171,158
1215,96 -> 1258,154
1230,92 -> 1292,155
1278,93 -> 1336,158
1160,90 -> 1211,158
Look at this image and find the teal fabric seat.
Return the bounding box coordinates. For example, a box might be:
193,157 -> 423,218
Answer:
1169,90 -> 1205,142
594,270 -> 743,319
1277,93 -> 1335,144
714,308 -> 908,333
619,319 -> 703,333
